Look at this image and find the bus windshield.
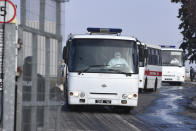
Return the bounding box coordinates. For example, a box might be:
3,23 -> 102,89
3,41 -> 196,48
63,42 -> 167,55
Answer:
68,39 -> 138,74
162,50 -> 184,66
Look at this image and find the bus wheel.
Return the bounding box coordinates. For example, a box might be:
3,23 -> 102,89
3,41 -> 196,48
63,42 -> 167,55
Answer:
144,78 -> 148,91
154,78 -> 158,92
139,88 -> 143,93
65,90 -> 73,110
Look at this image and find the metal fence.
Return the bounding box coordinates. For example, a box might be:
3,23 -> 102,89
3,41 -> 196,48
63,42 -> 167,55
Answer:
15,0 -> 65,131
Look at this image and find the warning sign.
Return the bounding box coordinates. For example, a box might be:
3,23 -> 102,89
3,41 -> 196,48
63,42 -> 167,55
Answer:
0,0 -> 16,23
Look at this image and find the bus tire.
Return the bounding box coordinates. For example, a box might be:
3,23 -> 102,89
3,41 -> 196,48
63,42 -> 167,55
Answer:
139,88 -> 143,93
144,78 -> 148,90
65,89 -> 72,110
154,78 -> 158,92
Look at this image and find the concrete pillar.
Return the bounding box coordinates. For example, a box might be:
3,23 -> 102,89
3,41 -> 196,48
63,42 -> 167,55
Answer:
3,24 -> 16,131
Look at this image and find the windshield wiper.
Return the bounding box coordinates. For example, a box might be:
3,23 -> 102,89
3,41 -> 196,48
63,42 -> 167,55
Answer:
107,69 -> 132,76
78,65 -> 109,75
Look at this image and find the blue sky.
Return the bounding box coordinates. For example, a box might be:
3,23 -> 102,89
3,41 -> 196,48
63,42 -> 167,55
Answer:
13,0 -> 195,68
65,0 -> 181,47
13,0 -> 182,48
65,0 -> 196,68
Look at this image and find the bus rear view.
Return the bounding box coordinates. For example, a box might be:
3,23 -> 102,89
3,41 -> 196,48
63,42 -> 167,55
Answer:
161,45 -> 185,85
63,28 -> 139,113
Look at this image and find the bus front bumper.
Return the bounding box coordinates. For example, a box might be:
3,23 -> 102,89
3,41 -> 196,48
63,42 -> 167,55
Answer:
68,98 -> 138,107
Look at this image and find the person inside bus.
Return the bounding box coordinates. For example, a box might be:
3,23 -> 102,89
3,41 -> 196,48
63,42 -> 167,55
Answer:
170,57 -> 179,65
108,52 -> 129,68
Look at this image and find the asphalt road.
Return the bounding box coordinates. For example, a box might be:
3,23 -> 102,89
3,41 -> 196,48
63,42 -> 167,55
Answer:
137,85 -> 196,131
60,90 -> 159,131
60,85 -> 196,131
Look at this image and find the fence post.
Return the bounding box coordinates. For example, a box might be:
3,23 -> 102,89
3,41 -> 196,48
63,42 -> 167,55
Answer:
30,33 -> 38,131
3,24 -> 16,131
43,37 -> 50,131
16,26 -> 23,131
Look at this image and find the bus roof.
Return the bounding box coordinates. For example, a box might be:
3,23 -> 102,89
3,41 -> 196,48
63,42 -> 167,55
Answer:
161,48 -> 183,51
69,34 -> 137,41
146,43 -> 161,49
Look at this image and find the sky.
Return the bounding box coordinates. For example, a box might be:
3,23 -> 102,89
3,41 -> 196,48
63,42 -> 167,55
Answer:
65,0 -> 196,68
12,0 -> 182,48
11,0 -> 195,68
65,0 -> 182,47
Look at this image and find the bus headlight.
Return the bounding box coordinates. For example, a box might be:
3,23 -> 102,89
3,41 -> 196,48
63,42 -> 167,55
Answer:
122,94 -> 128,99
128,94 -> 132,99
80,92 -> 85,98
70,92 -> 73,96
133,94 -> 137,98
73,92 -> 79,97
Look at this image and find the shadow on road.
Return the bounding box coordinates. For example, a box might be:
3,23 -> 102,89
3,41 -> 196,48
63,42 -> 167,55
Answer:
61,104 -> 135,115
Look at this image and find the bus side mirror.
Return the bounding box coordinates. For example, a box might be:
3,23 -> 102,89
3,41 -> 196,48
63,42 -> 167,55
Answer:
63,46 -> 67,64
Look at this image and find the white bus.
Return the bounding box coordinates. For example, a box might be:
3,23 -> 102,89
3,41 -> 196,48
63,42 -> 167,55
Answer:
63,28 -> 139,113
161,46 -> 185,85
138,43 -> 162,92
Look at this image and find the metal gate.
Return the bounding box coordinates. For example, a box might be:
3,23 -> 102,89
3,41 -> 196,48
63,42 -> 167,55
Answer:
15,0 -> 66,131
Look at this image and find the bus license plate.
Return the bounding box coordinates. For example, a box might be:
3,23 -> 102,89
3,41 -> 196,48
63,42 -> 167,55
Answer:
95,100 -> 111,104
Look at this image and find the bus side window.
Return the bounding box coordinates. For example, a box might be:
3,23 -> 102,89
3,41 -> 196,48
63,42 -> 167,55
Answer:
144,48 -> 148,65
150,48 -> 155,65
144,48 -> 148,58
150,48 -> 158,66
155,49 -> 159,65
147,48 -> 151,65
148,48 -> 152,65
139,45 -> 145,67
152,49 -> 155,65
158,50 -> 162,65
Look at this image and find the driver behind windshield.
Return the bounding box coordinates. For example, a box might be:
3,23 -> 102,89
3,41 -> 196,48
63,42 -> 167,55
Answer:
170,57 -> 180,65
108,52 -> 129,68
